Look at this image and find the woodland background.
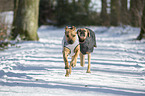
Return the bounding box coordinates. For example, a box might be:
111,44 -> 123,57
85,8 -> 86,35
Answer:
0,0 -> 144,26
0,0 -> 145,45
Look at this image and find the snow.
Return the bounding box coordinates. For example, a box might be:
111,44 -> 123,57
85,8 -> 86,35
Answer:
0,11 -> 13,24
0,25 -> 145,96
0,11 -> 145,96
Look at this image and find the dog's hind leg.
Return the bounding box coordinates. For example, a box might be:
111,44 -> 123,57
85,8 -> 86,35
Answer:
87,53 -> 91,73
80,52 -> 85,67
69,66 -> 72,75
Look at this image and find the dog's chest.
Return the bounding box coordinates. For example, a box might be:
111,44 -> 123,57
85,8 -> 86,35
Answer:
62,35 -> 79,56
80,36 -> 94,54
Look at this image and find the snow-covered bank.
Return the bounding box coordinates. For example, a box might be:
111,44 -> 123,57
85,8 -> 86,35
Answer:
0,11 -> 13,42
0,26 -> 145,96
0,11 -> 13,24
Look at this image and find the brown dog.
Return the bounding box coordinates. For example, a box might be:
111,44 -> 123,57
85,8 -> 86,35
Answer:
77,28 -> 96,73
62,26 -> 80,77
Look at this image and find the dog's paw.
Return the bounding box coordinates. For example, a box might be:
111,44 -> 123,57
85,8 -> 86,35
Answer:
86,70 -> 91,73
71,63 -> 76,67
80,63 -> 84,67
65,74 -> 69,77
70,61 -> 76,67
65,65 -> 69,69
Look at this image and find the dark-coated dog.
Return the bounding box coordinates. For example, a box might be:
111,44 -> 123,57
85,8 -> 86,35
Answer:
77,28 -> 96,73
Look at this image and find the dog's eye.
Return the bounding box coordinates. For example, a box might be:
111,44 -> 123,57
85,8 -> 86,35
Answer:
72,35 -> 75,37
66,35 -> 69,37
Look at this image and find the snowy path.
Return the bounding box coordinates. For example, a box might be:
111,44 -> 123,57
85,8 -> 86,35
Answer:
0,26 -> 145,96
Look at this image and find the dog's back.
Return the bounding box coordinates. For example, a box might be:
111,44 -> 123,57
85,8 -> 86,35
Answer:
86,28 -> 96,47
80,28 -> 96,54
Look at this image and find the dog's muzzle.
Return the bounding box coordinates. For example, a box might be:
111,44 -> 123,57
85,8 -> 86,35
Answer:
80,33 -> 85,37
68,40 -> 74,44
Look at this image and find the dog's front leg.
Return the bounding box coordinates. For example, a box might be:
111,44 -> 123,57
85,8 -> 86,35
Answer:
70,48 -> 80,75
63,47 -> 70,77
70,45 -> 80,67
87,53 -> 91,73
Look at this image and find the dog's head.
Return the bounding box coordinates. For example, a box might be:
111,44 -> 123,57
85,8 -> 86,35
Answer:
77,28 -> 90,42
65,26 -> 77,44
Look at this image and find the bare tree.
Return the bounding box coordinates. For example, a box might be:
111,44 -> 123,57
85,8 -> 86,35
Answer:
130,0 -> 144,27
100,0 -> 109,26
110,0 -> 120,26
84,0 -> 91,14
137,1 -> 145,40
11,0 -> 39,41
120,0 -> 129,25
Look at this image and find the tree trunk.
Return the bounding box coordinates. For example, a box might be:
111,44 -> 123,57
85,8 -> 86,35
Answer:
100,0 -> 110,26
110,0 -> 120,26
39,0 -> 52,26
137,1 -> 145,40
56,0 -> 65,26
130,0 -> 144,27
120,0 -> 129,25
11,0 -> 39,41
84,0 -> 91,13
11,0 -> 19,39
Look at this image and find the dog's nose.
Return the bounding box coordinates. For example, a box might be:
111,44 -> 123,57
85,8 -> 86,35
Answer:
68,40 -> 74,44
80,33 -> 85,37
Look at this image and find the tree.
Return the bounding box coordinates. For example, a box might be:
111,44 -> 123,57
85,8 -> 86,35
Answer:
39,0 -> 52,26
11,0 -> 19,39
84,0 -> 91,14
137,1 -> 145,40
56,0 -> 66,26
110,0 -> 120,26
56,0 -> 92,26
130,0 -> 144,27
11,0 -> 39,41
100,0 -> 109,26
120,0 -> 129,25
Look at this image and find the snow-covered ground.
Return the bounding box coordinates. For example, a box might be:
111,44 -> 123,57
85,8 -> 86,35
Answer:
0,11 -> 13,24
0,25 -> 145,96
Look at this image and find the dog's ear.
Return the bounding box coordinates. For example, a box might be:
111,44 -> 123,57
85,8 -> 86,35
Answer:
87,29 -> 90,37
65,26 -> 68,30
77,29 -> 81,34
72,26 -> 76,31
